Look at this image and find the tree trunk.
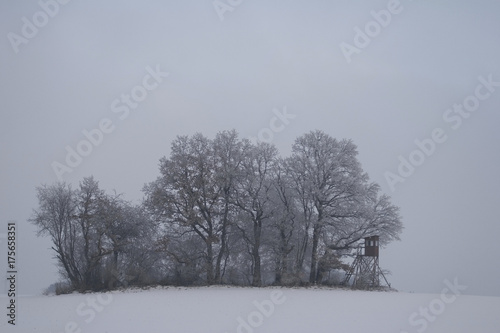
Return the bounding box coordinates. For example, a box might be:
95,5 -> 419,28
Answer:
215,195 -> 230,284
252,220 -> 262,287
206,240 -> 214,285
295,231 -> 308,276
275,223 -> 291,285
108,249 -> 119,289
309,223 -> 321,284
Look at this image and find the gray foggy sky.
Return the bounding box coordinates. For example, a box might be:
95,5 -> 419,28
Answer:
1,0 -> 499,296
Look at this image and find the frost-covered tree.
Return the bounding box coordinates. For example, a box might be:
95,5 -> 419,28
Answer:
232,141 -> 278,286
31,176 -> 159,291
269,160 -> 299,284
30,182 -> 80,288
144,131 -> 246,284
99,196 -> 159,288
285,130 -> 402,283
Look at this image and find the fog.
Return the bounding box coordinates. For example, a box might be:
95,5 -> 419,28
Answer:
1,0 -> 499,296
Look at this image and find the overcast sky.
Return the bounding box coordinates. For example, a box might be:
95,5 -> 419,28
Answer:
1,0 -> 499,297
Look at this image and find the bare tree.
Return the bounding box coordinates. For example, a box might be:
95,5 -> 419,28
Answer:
31,177 -> 111,290
30,182 -> 81,288
31,177 -> 160,291
100,196 -> 159,288
270,160 -> 297,284
73,176 -> 113,290
286,130 -> 377,284
144,132 -> 244,284
232,141 -> 278,286
212,130 -> 245,282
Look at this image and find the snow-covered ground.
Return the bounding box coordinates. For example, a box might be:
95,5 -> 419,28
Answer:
2,285 -> 499,333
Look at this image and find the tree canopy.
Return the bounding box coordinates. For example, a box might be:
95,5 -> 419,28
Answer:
31,130 -> 403,291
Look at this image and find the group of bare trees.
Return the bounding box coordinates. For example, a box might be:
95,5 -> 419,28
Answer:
31,130 -> 403,291
30,177 -> 160,291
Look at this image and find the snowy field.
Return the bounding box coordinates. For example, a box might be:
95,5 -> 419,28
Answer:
2,286 -> 500,333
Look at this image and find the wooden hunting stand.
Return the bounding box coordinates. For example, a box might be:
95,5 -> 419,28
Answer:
343,236 -> 391,289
